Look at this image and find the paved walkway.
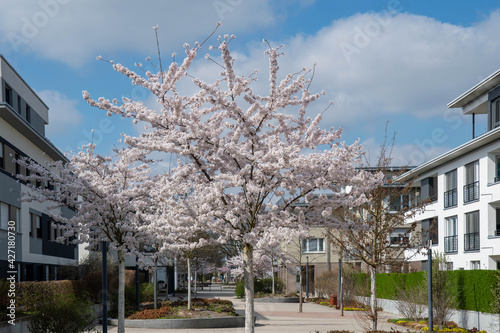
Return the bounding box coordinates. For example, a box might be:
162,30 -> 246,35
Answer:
89,288 -> 403,333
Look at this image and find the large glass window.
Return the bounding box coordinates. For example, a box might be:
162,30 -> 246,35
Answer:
444,170 -> 457,208
302,238 -> 325,253
464,161 -> 479,202
465,211 -> 480,251
0,202 -> 20,232
26,104 -> 31,123
30,213 -> 42,238
492,97 -> 500,129
4,84 -> 12,106
0,143 -> 4,169
444,216 -> 458,253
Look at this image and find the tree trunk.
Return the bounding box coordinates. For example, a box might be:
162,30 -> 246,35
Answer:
299,268 -> 303,313
117,249 -> 125,333
154,258 -> 158,309
187,257 -> 192,310
194,267 -> 197,298
243,243 -> 255,333
370,265 -> 378,330
271,259 -> 275,295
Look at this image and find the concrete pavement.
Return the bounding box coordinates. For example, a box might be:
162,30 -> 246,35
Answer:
90,288 -> 403,333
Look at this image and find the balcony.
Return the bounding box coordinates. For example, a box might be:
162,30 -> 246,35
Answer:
463,181 -> 479,203
444,235 -> 458,253
464,232 -> 480,251
444,188 -> 457,208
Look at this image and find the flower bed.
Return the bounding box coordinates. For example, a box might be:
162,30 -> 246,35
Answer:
127,298 -> 238,320
388,318 -> 487,333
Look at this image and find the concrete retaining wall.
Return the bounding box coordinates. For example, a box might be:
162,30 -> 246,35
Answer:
106,315 -> 254,329
359,297 -> 500,332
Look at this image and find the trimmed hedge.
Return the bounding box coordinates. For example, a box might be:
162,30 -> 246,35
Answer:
17,280 -> 90,311
357,270 -> 498,313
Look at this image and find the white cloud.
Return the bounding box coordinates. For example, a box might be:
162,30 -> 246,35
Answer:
37,89 -> 82,137
0,0 -> 275,67
360,137 -> 453,167
211,11 -> 500,130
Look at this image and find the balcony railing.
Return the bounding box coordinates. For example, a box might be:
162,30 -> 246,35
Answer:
464,232 -> 480,251
444,188 -> 457,208
444,235 -> 458,253
463,181 -> 479,203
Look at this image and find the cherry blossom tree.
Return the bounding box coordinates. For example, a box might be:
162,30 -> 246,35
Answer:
17,146 -> 156,333
83,30 -> 382,332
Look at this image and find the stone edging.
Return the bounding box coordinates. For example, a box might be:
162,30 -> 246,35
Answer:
104,315 -> 255,329
253,297 -> 300,303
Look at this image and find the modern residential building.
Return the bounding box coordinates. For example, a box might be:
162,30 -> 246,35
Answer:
399,68 -> 500,271
0,55 -> 77,281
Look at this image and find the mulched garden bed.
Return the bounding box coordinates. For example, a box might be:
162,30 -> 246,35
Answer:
126,298 -> 238,320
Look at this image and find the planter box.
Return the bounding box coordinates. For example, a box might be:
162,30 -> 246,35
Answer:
104,315 -> 256,329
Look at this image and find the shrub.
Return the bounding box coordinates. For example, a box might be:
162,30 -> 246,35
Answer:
234,277 -> 283,297
128,306 -> 171,319
83,270 -> 117,303
17,280 -> 90,311
27,293 -> 95,333
315,271 -> 338,298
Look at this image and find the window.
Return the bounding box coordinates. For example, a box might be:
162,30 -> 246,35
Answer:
496,156 -> 500,182
15,153 -> 20,175
0,143 -> 3,169
444,216 -> 458,253
446,262 -> 453,271
492,97 -> 500,129
470,261 -> 480,270
0,202 -> 20,232
26,104 -> 31,123
302,238 -> 325,253
444,170 -> 457,208
389,228 -> 410,246
496,209 -> 500,237
464,161 -> 479,203
465,211 -> 479,251
4,85 -> 12,106
0,202 -> 8,230
30,213 -> 42,238
17,96 -> 21,114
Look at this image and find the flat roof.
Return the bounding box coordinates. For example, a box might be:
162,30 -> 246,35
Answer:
448,68 -> 500,109
0,54 -> 49,110
397,126 -> 500,182
0,103 -> 67,162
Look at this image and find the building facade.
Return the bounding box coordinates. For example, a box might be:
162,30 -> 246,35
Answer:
0,55 -> 77,281
400,69 -> 500,271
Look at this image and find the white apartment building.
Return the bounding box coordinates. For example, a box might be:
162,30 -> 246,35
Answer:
0,55 -> 77,281
399,69 -> 500,271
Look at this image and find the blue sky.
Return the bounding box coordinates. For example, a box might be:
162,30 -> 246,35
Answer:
1,0 -> 500,166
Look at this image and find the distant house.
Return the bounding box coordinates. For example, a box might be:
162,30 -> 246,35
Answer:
399,68 -> 500,271
0,55 -> 77,281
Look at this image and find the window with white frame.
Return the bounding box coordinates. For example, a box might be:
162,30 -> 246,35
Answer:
444,169 -> 457,208
464,211 -> 480,251
464,161 -> 479,203
302,238 -> 325,253
470,260 -> 480,270
444,216 -> 458,253
389,228 -> 410,246
0,202 -> 20,232
30,213 -> 42,238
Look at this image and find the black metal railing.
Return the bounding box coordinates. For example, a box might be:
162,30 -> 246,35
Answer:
444,188 -> 457,208
464,232 -> 480,251
463,181 -> 479,203
495,229 -> 500,237
444,235 -> 458,253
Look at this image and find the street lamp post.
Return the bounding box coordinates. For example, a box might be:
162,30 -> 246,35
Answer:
306,256 -> 309,299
